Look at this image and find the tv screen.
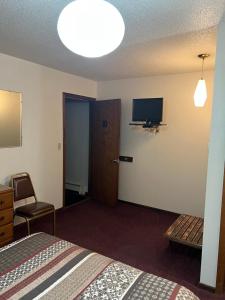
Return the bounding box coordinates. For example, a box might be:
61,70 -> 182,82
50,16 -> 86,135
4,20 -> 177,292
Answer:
132,98 -> 163,123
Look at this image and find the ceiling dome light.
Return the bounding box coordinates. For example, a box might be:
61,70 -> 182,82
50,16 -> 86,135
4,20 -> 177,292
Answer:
57,0 -> 125,58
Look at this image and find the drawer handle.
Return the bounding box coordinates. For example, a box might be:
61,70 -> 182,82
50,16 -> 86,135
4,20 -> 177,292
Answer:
0,232 -> 5,237
0,216 -> 5,222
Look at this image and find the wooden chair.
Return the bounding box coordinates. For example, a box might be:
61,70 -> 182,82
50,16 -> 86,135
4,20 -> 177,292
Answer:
11,172 -> 56,235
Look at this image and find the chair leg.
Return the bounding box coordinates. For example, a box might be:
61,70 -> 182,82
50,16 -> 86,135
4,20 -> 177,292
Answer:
25,217 -> 31,235
53,209 -> 56,236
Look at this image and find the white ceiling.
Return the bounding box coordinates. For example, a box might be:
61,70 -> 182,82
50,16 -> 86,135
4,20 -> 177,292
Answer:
0,0 -> 224,81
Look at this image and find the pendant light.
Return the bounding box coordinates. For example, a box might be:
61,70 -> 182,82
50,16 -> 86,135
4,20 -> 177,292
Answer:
194,53 -> 210,107
57,0 -> 125,58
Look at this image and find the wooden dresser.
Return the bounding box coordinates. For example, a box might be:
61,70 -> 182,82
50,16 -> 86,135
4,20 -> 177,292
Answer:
0,185 -> 14,247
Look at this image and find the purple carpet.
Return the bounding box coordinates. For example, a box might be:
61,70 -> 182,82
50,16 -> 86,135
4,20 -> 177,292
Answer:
14,200 -> 225,300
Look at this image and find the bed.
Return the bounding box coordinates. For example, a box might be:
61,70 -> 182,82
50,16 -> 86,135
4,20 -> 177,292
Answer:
0,233 -> 199,300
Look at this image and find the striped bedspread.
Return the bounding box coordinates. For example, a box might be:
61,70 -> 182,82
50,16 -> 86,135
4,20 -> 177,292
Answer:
0,233 -> 199,300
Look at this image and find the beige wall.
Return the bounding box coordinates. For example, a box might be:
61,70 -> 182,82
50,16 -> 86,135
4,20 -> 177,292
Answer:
0,53 -> 97,216
201,15 -> 225,288
98,71 -> 213,217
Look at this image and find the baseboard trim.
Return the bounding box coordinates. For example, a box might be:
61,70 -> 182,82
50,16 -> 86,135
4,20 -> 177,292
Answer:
198,283 -> 216,293
118,199 -> 179,217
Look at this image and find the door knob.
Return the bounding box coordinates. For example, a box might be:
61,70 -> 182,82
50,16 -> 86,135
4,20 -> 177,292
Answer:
112,159 -> 120,164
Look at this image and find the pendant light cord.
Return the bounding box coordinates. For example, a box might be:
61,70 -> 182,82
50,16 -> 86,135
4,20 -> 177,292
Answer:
201,57 -> 205,80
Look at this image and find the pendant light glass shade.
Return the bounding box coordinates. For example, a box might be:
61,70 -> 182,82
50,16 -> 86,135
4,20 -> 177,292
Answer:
194,79 -> 207,107
194,53 -> 209,107
57,0 -> 125,58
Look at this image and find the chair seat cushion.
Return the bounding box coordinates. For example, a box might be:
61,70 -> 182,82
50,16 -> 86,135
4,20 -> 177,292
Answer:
15,202 -> 54,218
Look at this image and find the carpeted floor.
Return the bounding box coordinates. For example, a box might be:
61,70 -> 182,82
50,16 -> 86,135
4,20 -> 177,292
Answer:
14,200 -> 225,300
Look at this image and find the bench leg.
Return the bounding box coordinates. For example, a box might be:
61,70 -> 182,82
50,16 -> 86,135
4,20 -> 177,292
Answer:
169,240 -> 175,250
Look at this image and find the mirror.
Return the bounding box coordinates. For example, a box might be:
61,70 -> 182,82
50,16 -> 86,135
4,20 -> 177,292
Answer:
0,89 -> 22,147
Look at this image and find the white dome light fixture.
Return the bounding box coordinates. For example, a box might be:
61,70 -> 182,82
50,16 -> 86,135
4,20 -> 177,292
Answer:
194,53 -> 210,107
57,0 -> 125,58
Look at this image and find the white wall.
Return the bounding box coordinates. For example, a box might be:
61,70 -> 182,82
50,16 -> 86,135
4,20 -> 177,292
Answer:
200,16 -> 225,288
0,53 -> 97,216
98,71 -> 213,217
65,101 -> 89,194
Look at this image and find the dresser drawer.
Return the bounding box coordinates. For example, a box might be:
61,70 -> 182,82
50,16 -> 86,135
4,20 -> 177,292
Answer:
0,192 -> 13,210
0,209 -> 13,226
0,223 -> 13,242
0,237 -> 13,248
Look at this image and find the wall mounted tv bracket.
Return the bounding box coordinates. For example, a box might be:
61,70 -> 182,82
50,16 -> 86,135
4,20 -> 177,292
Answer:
129,120 -> 167,134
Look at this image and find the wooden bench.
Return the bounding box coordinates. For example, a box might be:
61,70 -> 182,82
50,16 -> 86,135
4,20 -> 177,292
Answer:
165,214 -> 204,249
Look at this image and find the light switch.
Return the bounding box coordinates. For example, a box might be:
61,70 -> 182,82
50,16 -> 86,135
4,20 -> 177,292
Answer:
119,156 -> 133,162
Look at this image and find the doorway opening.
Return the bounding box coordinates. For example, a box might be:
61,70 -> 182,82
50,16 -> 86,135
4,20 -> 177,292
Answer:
63,93 -> 121,208
63,93 -> 95,207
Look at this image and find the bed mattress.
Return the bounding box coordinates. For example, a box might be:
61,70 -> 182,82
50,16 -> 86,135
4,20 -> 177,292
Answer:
0,233 -> 199,300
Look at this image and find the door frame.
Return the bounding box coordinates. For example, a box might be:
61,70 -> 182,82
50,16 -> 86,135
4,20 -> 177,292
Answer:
62,92 -> 96,207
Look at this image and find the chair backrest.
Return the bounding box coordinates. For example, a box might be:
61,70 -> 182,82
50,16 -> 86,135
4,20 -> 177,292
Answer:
11,173 -> 36,202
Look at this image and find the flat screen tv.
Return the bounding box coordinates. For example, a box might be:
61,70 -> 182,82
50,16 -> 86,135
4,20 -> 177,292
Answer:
132,98 -> 163,123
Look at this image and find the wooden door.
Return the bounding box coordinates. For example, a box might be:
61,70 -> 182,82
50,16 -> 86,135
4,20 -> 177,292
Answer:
90,99 -> 121,206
